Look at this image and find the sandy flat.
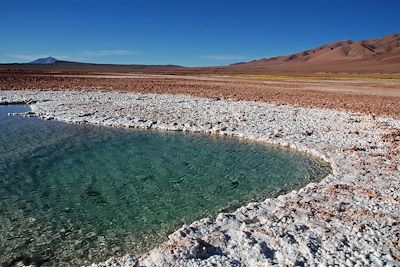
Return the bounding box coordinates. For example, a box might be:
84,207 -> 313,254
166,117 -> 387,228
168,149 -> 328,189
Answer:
1,72 -> 399,119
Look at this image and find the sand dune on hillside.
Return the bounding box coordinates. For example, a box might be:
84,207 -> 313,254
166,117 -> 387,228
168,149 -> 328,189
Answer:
231,34 -> 400,72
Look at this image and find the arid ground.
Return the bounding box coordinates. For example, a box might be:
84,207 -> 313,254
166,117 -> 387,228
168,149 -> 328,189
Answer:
1,69 -> 400,266
1,71 -> 399,119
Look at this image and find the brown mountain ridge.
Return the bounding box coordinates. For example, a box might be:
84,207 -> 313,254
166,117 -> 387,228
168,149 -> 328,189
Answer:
230,34 -> 400,73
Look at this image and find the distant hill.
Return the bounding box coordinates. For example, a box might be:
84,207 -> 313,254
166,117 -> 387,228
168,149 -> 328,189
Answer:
2,34 -> 399,74
0,58 -> 183,72
230,34 -> 400,73
30,57 -> 58,64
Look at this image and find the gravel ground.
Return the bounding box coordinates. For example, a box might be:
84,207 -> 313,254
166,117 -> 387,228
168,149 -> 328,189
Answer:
1,73 -> 400,119
1,90 -> 399,267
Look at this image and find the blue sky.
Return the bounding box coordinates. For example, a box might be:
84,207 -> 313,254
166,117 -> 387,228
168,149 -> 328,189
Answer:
1,0 -> 399,66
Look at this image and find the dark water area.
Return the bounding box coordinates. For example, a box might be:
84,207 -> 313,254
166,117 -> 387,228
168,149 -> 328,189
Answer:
0,104 -> 331,266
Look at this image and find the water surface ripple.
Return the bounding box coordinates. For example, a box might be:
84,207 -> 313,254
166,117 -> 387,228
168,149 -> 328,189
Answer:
0,105 -> 330,266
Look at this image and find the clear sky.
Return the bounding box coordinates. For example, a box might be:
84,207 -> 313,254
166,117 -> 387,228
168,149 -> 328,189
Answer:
1,0 -> 399,66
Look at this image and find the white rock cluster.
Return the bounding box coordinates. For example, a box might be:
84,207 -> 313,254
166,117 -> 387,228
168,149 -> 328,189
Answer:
1,90 -> 399,267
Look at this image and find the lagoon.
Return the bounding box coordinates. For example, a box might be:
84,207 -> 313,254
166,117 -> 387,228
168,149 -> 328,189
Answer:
0,104 -> 330,266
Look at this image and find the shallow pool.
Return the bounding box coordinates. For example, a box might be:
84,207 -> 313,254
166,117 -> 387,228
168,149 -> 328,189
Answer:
0,104 -> 330,266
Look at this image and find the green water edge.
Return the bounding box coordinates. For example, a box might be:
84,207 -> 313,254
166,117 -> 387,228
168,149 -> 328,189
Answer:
0,104 -> 331,266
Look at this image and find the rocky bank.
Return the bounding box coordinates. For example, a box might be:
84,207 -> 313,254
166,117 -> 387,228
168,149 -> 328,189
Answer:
0,90 -> 399,267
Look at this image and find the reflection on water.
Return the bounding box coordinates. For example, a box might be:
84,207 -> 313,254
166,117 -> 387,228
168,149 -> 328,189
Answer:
0,105 -> 330,266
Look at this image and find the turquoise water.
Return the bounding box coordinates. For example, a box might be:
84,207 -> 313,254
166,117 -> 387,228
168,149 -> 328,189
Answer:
0,105 -> 330,266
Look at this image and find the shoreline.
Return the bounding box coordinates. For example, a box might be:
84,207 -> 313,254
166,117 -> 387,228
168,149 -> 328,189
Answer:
1,90 -> 399,266
2,72 -> 400,120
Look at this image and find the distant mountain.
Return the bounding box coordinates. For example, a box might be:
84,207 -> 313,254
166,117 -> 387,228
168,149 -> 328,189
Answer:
230,34 -> 400,72
30,57 -> 58,64
0,57 -> 183,72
